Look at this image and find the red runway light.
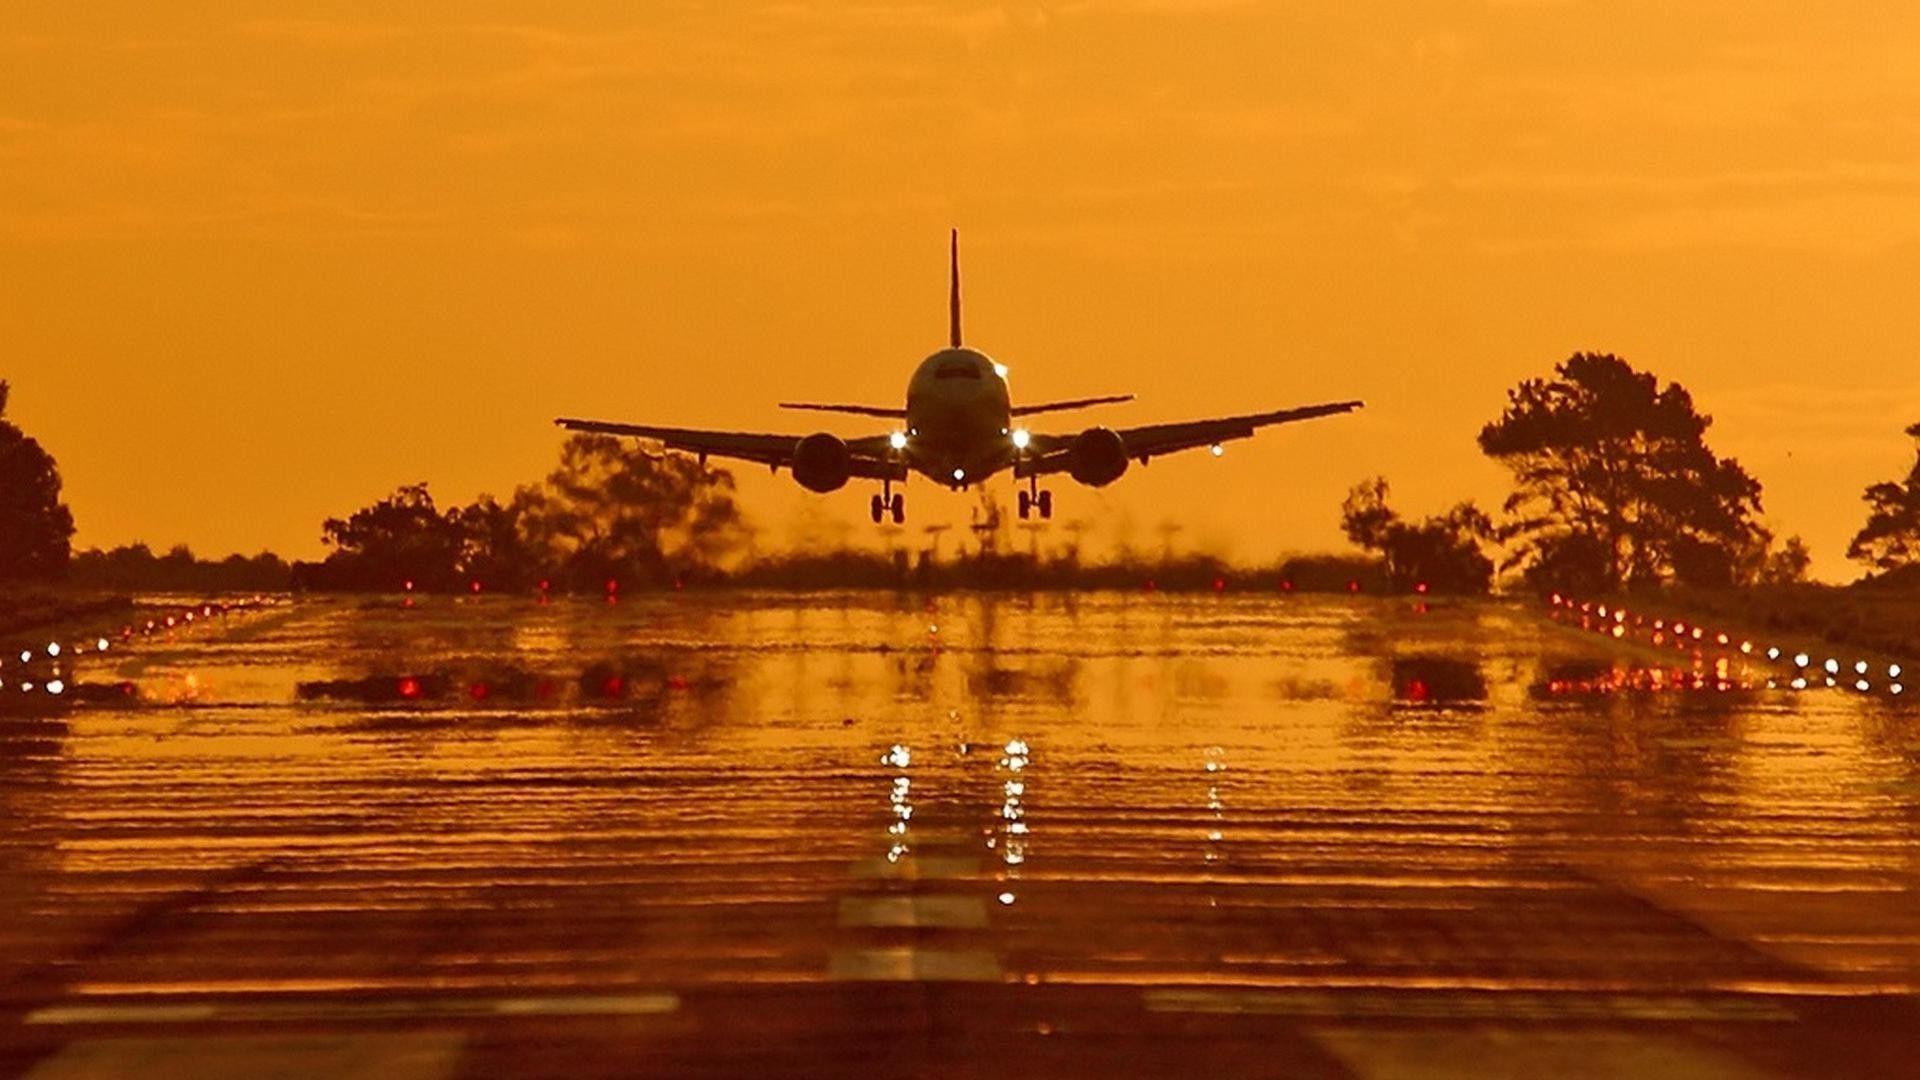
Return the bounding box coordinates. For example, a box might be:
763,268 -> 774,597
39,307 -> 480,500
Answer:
470,580 -> 483,594
468,683 -> 490,701
1414,582 -> 1428,594
1346,580 -> 1360,593
1280,580 -> 1294,592
1211,576 -> 1226,593
666,675 -> 690,691
601,675 -> 626,697
397,676 -> 422,699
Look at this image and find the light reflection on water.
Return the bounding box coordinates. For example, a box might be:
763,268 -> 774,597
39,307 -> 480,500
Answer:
0,592 -> 1917,998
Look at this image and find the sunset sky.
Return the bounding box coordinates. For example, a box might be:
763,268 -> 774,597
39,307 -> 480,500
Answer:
5,2 -> 1920,578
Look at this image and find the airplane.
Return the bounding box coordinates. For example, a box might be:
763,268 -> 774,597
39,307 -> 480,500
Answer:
556,232 -> 1362,525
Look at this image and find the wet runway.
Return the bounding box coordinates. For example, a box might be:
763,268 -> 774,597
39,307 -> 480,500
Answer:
2,592 -> 1918,1077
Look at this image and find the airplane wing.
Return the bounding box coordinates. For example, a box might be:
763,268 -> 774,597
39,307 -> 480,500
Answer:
1010,394 -> 1134,417
1018,399 -> 1363,475
554,418 -> 902,477
778,403 -> 907,419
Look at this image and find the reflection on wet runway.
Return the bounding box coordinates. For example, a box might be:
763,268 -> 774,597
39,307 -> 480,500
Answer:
1,592 -> 1917,1077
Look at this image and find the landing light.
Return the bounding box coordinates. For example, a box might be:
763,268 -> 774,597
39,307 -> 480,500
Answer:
889,431 -> 908,450
1209,443 -> 1224,457
1011,428 -> 1031,449
992,362 -> 1009,378
952,468 -> 965,482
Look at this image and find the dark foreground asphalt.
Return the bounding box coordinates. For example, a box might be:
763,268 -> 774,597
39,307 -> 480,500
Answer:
1,592 -> 1916,1078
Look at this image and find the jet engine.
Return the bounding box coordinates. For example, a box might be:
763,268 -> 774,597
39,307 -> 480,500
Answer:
1068,427 -> 1129,487
791,432 -> 853,493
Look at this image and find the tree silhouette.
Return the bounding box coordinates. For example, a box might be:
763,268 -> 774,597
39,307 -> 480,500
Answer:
0,382 -> 76,582
1478,353 -> 1765,591
507,434 -> 747,589
302,436 -> 747,592
317,482 -> 465,591
1340,476 -> 1494,594
1846,421 -> 1920,574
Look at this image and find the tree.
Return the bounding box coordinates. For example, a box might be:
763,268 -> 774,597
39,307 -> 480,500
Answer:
0,381 -> 76,582
1340,476 -> 1495,594
1847,422 -> 1920,574
515,434 -> 747,588
316,483 -> 466,591
1478,353 -> 1766,591
1757,534 -> 1812,586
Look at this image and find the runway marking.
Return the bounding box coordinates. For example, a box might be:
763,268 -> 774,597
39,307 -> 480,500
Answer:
22,1032 -> 464,1080
25,992 -> 680,1026
828,947 -> 1003,982
1307,1028 -> 1781,1080
26,1005 -> 219,1025
850,855 -> 980,880
838,895 -> 989,929
1143,988 -> 1794,1023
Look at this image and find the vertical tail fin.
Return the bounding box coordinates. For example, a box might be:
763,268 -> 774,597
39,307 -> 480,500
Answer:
948,228 -> 962,348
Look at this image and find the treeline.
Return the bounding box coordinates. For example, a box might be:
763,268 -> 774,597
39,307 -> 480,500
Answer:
295,435 -> 1390,593
70,544 -> 292,592
1337,353 -> 1817,596
732,551 -> 1387,593
295,434 -> 745,591
7,357 -> 1920,596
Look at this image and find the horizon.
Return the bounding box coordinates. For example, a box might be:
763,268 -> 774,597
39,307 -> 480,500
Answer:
7,4 -> 1920,580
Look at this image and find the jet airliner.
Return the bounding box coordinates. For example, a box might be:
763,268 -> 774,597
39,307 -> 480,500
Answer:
557,232 -> 1362,524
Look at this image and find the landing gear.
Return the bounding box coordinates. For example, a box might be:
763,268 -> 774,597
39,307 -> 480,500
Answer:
1017,480 -> 1053,520
872,481 -> 906,524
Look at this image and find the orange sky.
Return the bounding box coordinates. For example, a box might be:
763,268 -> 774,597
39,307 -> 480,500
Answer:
5,2 -> 1920,579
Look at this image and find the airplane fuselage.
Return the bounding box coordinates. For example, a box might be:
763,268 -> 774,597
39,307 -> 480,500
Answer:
902,347 -> 1016,488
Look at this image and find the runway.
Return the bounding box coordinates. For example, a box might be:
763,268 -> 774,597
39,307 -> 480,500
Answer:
1,592 -> 1916,1077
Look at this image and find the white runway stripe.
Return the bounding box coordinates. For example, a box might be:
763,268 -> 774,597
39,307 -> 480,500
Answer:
26,992 -> 679,1026
838,895 -> 989,929
828,947 -> 1003,982
22,1033 -> 464,1080
1144,988 -> 1795,1023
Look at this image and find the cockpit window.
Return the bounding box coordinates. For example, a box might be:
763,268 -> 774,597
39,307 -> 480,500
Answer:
936,360 -> 981,379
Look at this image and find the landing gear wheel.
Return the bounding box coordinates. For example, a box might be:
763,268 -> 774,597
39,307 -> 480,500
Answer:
890,494 -> 905,525
869,494 -> 884,524
1017,490 -> 1032,519
1037,490 -> 1054,520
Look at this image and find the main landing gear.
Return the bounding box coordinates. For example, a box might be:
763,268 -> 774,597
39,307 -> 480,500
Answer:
870,480 -> 905,524
1017,479 -> 1053,520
